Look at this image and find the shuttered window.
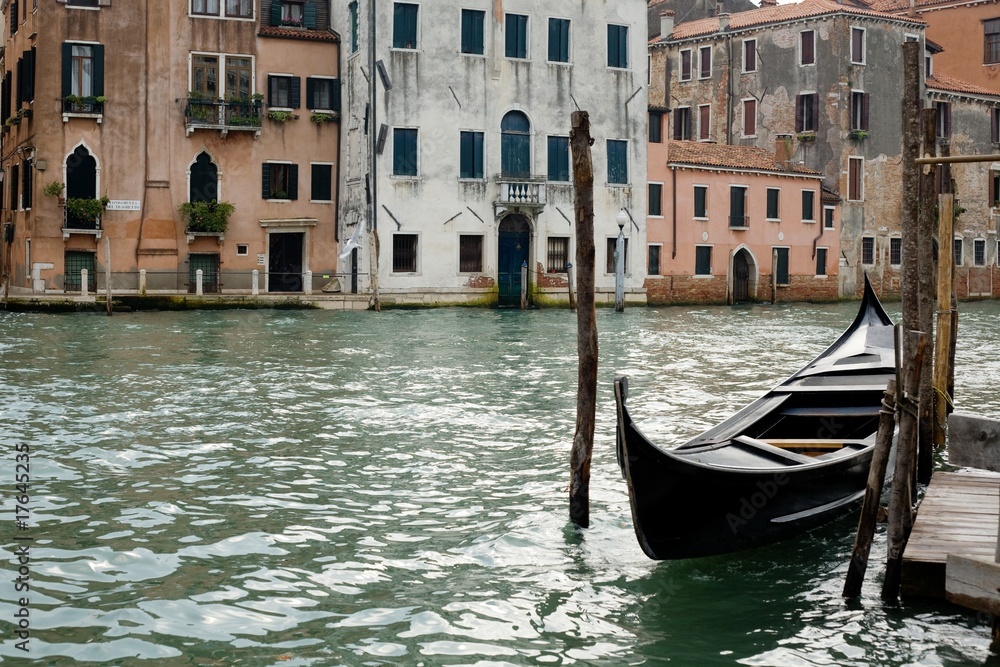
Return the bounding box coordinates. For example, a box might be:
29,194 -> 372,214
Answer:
673,107 -> 691,140
608,24 -> 628,68
607,140 -> 628,185
802,190 -> 816,220
698,45 -> 712,79
460,131 -> 484,180
985,18 -> 1000,64
648,245 -> 661,276
306,77 -> 339,111
767,188 -> 780,220
547,136 -> 569,182
975,238 -> 987,266
268,75 -> 300,108
62,43 -> 105,99
743,99 -> 756,137
649,111 -> 663,143
694,185 -> 708,218
462,9 -> 485,55
935,101 -> 952,138
311,163 -> 332,201
851,27 -> 865,64
730,186 -> 748,228
393,128 -> 418,176
992,108 -> 1000,144
9,165 -> 18,212
261,163 -> 298,200
743,39 -> 757,72
501,112 -> 530,178
796,93 -> 818,132
679,49 -> 692,81
506,14 -> 528,58
649,183 -> 663,216
695,246 -> 712,275
698,104 -> 711,140
349,1 -> 359,53
800,30 -> 815,65
851,91 -> 870,131
848,158 -> 864,202
21,160 -> 32,210
549,18 -> 570,63
774,248 -> 790,285
393,3 -> 418,49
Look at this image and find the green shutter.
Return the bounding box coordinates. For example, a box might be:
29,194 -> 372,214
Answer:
303,0 -> 317,29
290,77 -> 301,108
261,164 -> 271,199
270,1 -> 281,26
288,164 -> 299,200
332,78 -> 341,111
305,78 -> 315,109
92,44 -> 105,96
62,43 -> 73,98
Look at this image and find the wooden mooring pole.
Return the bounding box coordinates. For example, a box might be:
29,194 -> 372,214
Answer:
933,194 -> 955,448
569,111 -> 597,528
104,234 -> 113,316
916,107 -> 937,482
844,379 -> 897,599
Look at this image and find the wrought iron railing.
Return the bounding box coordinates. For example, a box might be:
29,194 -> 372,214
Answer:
729,215 -> 750,229
184,99 -> 262,131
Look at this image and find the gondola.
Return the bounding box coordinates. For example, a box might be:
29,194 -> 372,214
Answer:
613,276 -> 896,560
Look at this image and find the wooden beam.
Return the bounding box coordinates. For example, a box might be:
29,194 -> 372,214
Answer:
946,554 -> 1000,616
915,154 -> 1000,165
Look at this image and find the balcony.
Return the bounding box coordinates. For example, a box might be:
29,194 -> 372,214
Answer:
729,215 -> 750,229
62,201 -> 103,240
184,97 -> 262,138
63,96 -> 105,124
495,177 -> 546,210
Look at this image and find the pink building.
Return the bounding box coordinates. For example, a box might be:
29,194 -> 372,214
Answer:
646,137 -> 840,305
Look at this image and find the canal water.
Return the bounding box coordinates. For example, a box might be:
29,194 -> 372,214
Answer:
2,300 -> 1000,666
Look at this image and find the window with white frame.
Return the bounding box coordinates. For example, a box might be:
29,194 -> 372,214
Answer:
954,237 -> 964,266
679,49 -> 692,82
800,30 -> 815,65
742,98 -> 757,137
191,0 -> 252,18
190,52 -> 254,100
862,236 -> 875,265
890,237 -> 901,266
975,238 -> 987,266
851,27 -> 865,64
743,38 -> 757,73
766,188 -> 780,220
698,104 -> 711,141
848,157 -> 864,201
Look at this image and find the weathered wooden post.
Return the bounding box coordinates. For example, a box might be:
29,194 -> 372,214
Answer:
917,106 -> 938,483
104,234 -> 113,316
844,379 -> 897,598
569,111 -> 598,528
883,330 -> 927,603
934,194 -> 955,448
520,261 -> 528,310
567,262 -> 577,310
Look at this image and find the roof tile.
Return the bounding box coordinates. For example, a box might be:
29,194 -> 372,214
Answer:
667,140 -> 821,175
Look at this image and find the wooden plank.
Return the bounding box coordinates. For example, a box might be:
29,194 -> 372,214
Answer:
949,413 -> 1000,472
946,554 -> 1000,616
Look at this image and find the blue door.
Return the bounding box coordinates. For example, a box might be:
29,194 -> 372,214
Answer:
498,216 -> 530,307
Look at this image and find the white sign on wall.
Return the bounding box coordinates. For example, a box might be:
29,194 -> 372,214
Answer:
257,254 -> 266,266
105,200 -> 141,211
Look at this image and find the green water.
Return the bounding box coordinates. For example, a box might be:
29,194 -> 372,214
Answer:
2,302 -> 999,666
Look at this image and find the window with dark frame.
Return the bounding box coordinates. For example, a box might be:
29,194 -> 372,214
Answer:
311,163 -> 332,201
649,183 -> 663,216
992,107 -> 1000,144
824,206 -> 835,229
506,14 -> 529,58
766,188 -> 780,220
648,245 -> 661,276
607,140 -> 628,184
975,238 -> 986,266
695,245 -> 711,275
547,237 -> 570,273
890,237 -> 902,266
816,247 -> 828,276
862,236 -> 875,265
393,128 -> 418,177
848,158 -> 863,201
694,185 -> 708,218
935,101 -> 952,138
851,27 -> 865,64
698,104 -> 711,140
306,77 -> 339,111
985,18 -> 1000,65
991,169 -> 1000,206
608,24 -> 628,68
393,234 -> 418,272
679,49 -> 692,81
549,18 -> 570,63
349,1 -> 359,53
460,131 -> 484,180
462,9 -> 486,55
954,237 -> 964,266
459,235 -> 484,273
261,162 -> 298,200
802,190 -> 816,220
698,45 -> 712,79
268,74 -> 299,108
796,93 -> 818,132
21,160 -> 32,210
851,91 -> 870,131
673,107 -> 691,140
547,136 -> 570,182
743,99 -> 756,137
800,30 -> 815,65
774,247 -> 789,285
649,111 -> 663,143
9,164 -> 18,212
606,237 -> 629,274
730,186 -> 748,228
743,39 -> 757,72
393,3 -> 419,49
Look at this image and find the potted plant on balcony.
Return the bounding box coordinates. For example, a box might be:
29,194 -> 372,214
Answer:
43,181 -> 66,205
310,112 -> 338,124
848,129 -> 869,141
267,110 -> 299,123
179,200 -> 234,234
65,196 -> 109,229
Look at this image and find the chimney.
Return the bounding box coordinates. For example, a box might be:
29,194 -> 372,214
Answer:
660,10 -> 675,39
718,12 -> 730,31
774,134 -> 794,169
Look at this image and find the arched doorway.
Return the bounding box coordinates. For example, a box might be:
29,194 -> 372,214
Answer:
731,247 -> 757,304
500,111 -> 531,178
497,214 -> 531,306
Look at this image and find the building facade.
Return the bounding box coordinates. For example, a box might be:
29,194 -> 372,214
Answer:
651,0 -> 925,298
0,0 -> 340,297
646,137 -> 839,305
333,0 -> 648,307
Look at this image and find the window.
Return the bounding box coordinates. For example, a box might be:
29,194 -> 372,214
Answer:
992,108 -> 1000,144
935,101 -> 952,138
649,183 -> 663,216
985,17 -> 1000,64
349,1 -> 359,53
698,104 -> 711,141
824,206 -> 835,230
393,128 -> 418,177
699,45 -> 712,79
802,190 -> 816,221
306,77 -> 340,111
547,237 -> 569,272
743,39 -> 757,73
547,136 -> 570,182
796,93 -> 818,133
190,152 -> 218,203
848,158 -> 864,201
268,75 -> 300,108
990,169 -> 1000,206
774,247 -> 789,285
393,234 -> 418,272
501,111 -> 531,178
862,236 -> 875,265
800,30 -> 815,65
851,27 -> 865,64
9,165 -> 18,212
890,237 -> 902,266
459,235 -> 484,273
742,99 -> 757,137
673,107 -> 691,140
270,1 -> 314,28
64,251 -> 96,293
608,25 -> 628,68
462,9 -> 486,56
975,238 -> 987,266
237,244 -> 249,256
20,160 -> 32,210
190,53 -> 253,100
851,91 -> 870,131
393,3 -> 419,49
549,18 -> 570,63
63,43 -> 104,100
188,253 -> 220,294
679,49 -> 692,82
694,185 -> 708,218
766,188 -> 780,220
649,111 -> 663,143
506,14 -> 529,59
648,245 -> 661,276
606,237 -> 629,274
954,238 -> 964,266
311,163 -> 332,201
16,48 -> 36,107
192,0 -> 251,18
695,246 -> 712,275
262,162 -> 298,200
816,247 -> 828,276
607,140 -> 628,184
460,131 -> 485,180
730,186 -> 748,228
8,0 -> 16,36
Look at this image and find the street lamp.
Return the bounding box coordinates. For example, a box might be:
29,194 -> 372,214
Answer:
615,209 -> 628,312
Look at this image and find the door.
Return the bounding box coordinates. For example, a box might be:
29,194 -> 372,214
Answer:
269,232 -> 304,292
497,216 -> 530,307
733,250 -> 750,303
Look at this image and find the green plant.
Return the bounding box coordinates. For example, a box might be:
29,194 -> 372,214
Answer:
849,129 -> 869,140
267,110 -> 299,122
179,200 -> 235,233
65,197 -> 108,225
271,191 -> 289,200
64,94 -> 80,104
797,132 -> 815,142
43,181 -> 66,198
310,112 -> 337,123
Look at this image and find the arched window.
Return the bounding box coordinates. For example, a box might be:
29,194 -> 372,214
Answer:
66,145 -> 97,200
190,152 -> 219,203
501,110 -> 531,178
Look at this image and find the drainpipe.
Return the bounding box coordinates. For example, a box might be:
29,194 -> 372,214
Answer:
812,206 -> 825,258
671,165 -> 678,259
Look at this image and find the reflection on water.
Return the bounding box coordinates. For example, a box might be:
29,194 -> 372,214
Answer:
1,301 -> 999,665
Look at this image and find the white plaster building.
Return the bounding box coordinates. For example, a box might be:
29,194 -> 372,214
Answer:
332,0 -> 648,307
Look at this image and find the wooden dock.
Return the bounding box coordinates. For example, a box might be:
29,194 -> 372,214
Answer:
901,469 -> 1000,598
